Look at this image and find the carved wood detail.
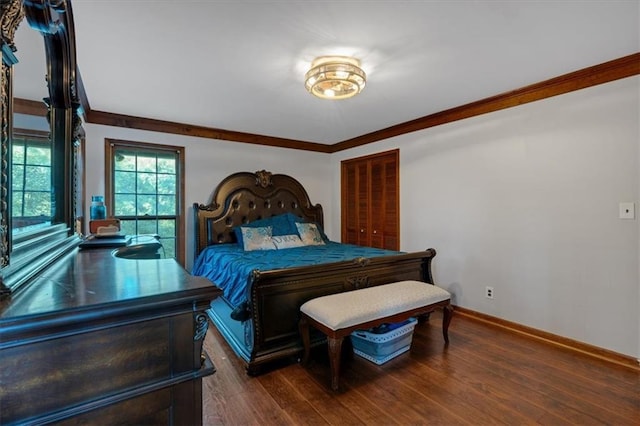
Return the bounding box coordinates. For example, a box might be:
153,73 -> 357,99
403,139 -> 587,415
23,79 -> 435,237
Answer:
0,0 -> 24,295
255,170 -> 273,188
0,0 -> 24,52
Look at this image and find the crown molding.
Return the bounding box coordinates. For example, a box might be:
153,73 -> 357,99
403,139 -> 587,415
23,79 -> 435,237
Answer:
332,52 -> 640,152
14,97 -> 47,116
84,109 -> 332,153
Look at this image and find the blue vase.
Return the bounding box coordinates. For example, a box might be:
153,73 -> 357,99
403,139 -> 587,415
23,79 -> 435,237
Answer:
90,195 -> 106,220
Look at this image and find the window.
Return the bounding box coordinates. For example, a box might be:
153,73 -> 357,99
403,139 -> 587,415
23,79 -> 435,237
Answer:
105,139 -> 185,265
11,130 -> 52,234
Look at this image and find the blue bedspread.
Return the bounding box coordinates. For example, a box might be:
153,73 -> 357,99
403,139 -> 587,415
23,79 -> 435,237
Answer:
192,242 -> 401,308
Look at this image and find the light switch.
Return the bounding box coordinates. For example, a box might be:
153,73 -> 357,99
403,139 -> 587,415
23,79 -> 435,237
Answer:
619,202 -> 635,219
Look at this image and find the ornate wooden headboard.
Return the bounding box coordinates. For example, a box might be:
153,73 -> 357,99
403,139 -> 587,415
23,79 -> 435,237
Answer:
193,170 -> 324,257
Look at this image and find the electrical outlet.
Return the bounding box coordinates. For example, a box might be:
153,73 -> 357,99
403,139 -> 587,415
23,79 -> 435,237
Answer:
619,202 -> 635,219
485,286 -> 494,299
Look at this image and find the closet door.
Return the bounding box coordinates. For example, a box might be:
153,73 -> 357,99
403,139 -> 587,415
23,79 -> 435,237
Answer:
370,154 -> 399,250
342,160 -> 370,246
341,149 -> 399,250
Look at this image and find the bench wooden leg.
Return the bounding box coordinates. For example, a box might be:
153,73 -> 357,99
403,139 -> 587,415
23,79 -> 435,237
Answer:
299,315 -> 311,366
327,336 -> 343,391
442,304 -> 453,344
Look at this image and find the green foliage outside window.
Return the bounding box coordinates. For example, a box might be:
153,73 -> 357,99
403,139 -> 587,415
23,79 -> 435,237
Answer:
112,148 -> 179,260
11,136 -> 52,232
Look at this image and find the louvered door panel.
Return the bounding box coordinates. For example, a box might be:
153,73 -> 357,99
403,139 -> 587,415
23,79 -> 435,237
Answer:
369,159 -> 385,248
356,162 -> 370,246
342,163 -> 359,244
341,150 -> 399,250
382,157 -> 399,250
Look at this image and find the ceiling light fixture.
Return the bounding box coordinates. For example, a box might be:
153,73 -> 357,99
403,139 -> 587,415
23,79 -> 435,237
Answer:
304,56 -> 366,100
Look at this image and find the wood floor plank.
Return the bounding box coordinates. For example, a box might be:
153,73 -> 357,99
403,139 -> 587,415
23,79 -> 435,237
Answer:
389,350 -> 538,425
202,330 -> 295,425
276,365 -> 368,426
453,314 -> 639,389
408,322 -> 574,425
339,356 -> 470,425
426,320 -> 638,424
257,369 -> 330,425
201,310 -> 640,426
445,317 -> 640,421
301,358 -> 404,425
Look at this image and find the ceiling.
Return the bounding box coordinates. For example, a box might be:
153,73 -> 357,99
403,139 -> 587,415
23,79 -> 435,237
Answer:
12,1 -> 640,145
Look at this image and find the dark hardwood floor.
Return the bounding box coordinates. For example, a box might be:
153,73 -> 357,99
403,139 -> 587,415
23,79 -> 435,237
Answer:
202,310 -> 640,425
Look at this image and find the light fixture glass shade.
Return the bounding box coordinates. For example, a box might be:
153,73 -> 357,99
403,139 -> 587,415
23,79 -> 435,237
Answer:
305,56 -> 366,100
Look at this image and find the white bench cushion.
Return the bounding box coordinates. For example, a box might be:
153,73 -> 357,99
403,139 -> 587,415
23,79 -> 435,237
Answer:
300,280 -> 450,330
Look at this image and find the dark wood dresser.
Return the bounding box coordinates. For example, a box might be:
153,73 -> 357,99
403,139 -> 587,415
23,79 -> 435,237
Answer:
0,248 -> 221,425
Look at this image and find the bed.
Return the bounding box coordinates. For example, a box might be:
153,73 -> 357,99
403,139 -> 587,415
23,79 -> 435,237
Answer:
192,170 -> 436,374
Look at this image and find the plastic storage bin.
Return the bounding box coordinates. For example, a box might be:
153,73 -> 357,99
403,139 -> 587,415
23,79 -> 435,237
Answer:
350,317 -> 417,365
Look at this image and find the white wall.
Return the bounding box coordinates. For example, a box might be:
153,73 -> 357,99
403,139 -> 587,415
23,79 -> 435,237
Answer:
331,76 -> 639,358
83,124 -> 332,270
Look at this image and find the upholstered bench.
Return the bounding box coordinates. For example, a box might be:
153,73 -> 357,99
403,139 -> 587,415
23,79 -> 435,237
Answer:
299,280 -> 452,390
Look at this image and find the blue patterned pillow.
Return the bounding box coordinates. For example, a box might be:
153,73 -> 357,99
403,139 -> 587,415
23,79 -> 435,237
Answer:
240,226 -> 275,251
295,222 -> 325,246
289,215 -> 329,242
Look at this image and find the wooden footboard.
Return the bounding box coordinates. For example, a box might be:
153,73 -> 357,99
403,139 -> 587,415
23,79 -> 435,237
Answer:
244,249 -> 436,374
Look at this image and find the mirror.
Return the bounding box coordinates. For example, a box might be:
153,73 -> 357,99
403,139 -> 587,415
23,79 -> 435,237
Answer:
12,19 -> 52,236
1,0 -> 84,297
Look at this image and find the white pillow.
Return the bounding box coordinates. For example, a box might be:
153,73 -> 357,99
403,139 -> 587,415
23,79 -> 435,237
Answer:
241,226 -> 275,251
295,222 -> 325,246
272,234 -> 305,249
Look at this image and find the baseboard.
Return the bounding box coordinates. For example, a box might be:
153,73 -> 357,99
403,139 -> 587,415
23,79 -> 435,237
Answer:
453,306 -> 640,371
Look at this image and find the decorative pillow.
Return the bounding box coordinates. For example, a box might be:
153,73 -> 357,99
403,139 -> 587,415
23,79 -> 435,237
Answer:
295,222 -> 325,246
240,226 -> 275,251
234,213 -> 299,248
288,215 -> 330,242
271,234 -> 305,249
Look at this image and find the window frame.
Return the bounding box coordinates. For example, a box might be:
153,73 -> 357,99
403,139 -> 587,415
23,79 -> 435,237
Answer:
105,139 -> 185,266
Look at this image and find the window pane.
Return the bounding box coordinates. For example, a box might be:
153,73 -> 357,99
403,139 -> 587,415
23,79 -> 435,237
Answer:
138,219 -> 157,235
157,174 -> 175,195
114,194 -> 136,216
137,155 -> 156,173
114,170 -> 136,194
161,238 -> 175,260
24,166 -> 50,191
12,165 -> 24,190
26,146 -> 50,166
157,156 -> 175,173
24,192 -> 51,216
120,219 -> 136,235
158,219 -> 175,237
137,172 -> 156,194
114,152 -> 136,171
12,193 -> 23,215
13,145 -> 24,163
157,195 -> 175,215
137,194 -> 157,216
